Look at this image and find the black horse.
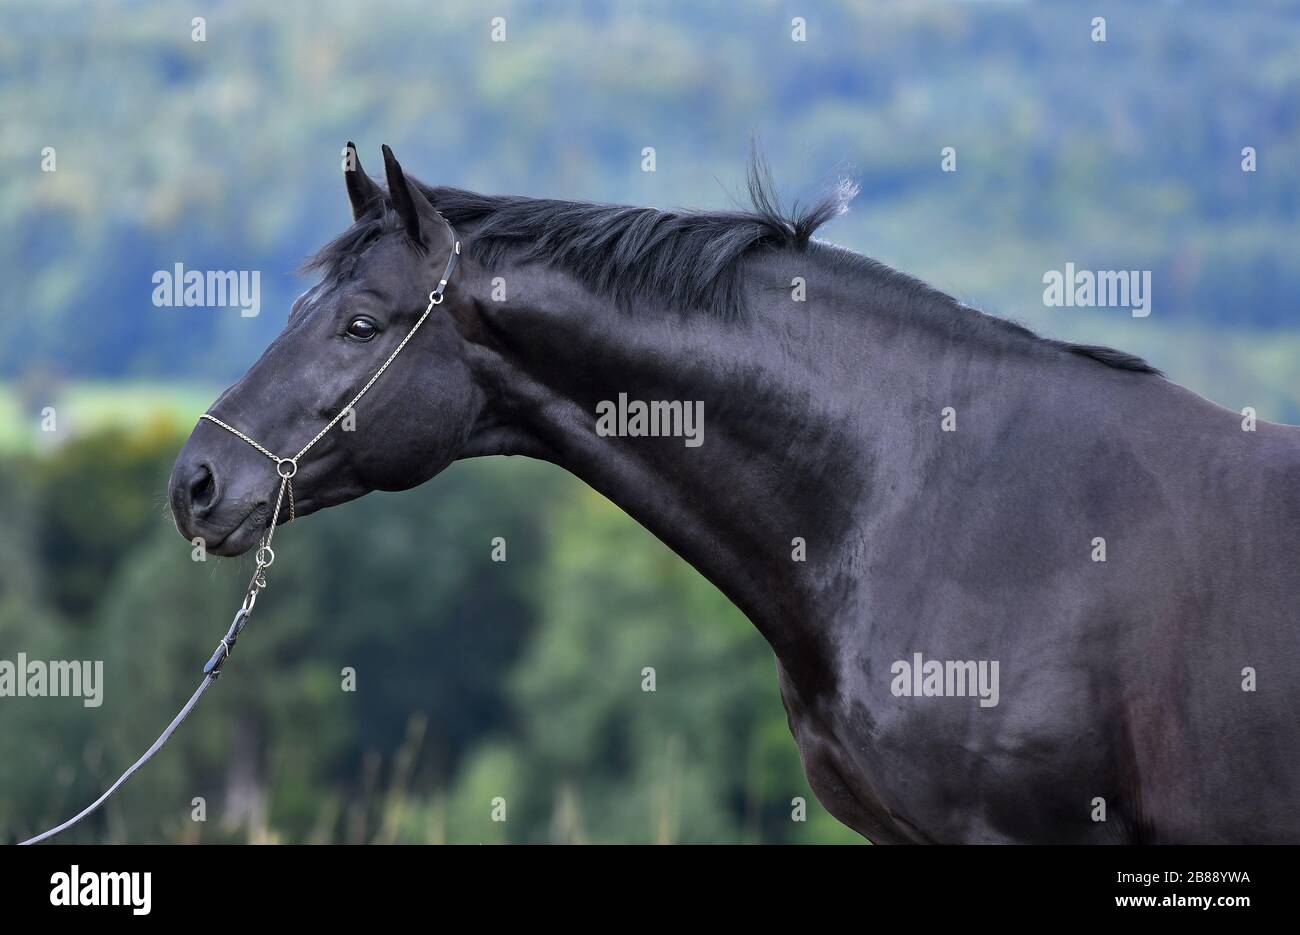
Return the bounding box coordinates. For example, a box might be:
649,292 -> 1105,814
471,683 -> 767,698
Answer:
170,144 -> 1300,843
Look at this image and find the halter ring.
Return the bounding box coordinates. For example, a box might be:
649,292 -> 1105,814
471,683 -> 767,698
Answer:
277,458 -> 298,478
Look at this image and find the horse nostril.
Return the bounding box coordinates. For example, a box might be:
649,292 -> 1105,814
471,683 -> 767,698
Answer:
190,464 -> 217,511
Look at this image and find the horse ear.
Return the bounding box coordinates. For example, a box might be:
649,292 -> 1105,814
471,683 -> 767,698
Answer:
343,141 -> 383,221
381,144 -> 436,244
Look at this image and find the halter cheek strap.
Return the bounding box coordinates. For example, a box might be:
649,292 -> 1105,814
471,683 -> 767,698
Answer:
19,232 -> 460,845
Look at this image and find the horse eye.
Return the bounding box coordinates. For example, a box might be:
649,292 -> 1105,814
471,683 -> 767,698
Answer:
346,317 -> 377,341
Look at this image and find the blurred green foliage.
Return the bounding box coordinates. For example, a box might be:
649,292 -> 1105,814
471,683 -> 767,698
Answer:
0,423 -> 851,843
1,0 -> 1298,411
0,0 -> 1298,842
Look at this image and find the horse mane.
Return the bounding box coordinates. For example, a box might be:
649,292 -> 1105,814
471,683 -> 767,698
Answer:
305,155 -> 1159,376
422,155 -> 854,322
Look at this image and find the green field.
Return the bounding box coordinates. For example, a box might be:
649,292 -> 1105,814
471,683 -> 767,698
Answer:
0,382 -> 218,453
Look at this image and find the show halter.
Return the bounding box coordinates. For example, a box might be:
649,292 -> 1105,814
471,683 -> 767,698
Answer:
19,234 -> 460,845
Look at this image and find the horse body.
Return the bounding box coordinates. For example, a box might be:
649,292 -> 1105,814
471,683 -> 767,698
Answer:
803,368 -> 1300,844
170,147 -> 1300,842
454,243 -> 1300,843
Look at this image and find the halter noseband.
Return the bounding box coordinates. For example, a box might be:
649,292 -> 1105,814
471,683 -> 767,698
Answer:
19,232 -> 461,845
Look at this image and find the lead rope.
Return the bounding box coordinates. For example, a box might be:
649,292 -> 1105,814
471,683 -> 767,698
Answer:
19,237 -> 459,845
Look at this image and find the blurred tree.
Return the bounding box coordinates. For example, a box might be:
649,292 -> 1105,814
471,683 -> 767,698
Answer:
439,485 -> 862,844
31,419 -> 180,619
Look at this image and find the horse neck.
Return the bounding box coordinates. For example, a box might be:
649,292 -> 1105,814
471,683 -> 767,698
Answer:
451,249 -> 974,659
